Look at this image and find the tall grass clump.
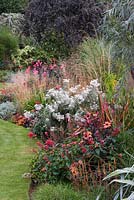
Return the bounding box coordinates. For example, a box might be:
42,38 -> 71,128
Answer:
33,184 -> 107,200
6,71 -> 46,112
65,38 -> 112,88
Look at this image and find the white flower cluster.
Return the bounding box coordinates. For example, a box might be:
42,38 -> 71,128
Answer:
45,79 -> 100,122
34,104 -> 44,111
24,104 -> 43,119
24,110 -> 34,119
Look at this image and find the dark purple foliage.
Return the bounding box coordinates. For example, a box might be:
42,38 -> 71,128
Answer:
24,0 -> 104,47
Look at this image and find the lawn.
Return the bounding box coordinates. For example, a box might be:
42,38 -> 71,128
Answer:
0,119 -> 35,200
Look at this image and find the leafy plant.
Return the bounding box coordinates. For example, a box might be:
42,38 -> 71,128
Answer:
103,164 -> 134,200
39,31 -> 70,60
30,108 -> 121,185
0,70 -> 10,82
12,45 -> 52,68
0,27 -> 18,68
0,101 -> 16,119
0,0 -> 28,14
101,0 -> 134,64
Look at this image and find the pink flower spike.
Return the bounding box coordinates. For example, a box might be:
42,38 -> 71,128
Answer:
49,64 -> 54,70
33,69 -> 38,75
43,72 -> 47,77
60,64 -> 65,69
25,66 -> 31,74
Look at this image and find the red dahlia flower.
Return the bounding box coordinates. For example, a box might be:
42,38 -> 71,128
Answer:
45,139 -> 55,147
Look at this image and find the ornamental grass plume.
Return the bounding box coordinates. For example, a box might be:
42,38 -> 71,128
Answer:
7,71 -> 47,111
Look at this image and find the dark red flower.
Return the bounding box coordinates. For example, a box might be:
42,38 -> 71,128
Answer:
112,128 -> 120,137
44,145 -> 49,150
45,139 -> 55,147
87,138 -> 94,145
28,132 -> 36,138
81,147 -> 87,153
44,132 -> 49,137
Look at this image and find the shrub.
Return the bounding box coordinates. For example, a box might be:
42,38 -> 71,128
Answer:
12,45 -> 40,68
0,0 -> 28,14
0,27 -> 18,68
0,101 -> 16,119
24,0 -> 104,47
0,70 -> 10,82
31,80 -> 100,140
28,81 -> 124,185
101,0 -> 134,64
39,31 -> 70,60
30,109 -> 121,184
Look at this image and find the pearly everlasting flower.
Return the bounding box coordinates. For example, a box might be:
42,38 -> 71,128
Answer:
52,112 -> 64,121
90,79 -> 100,88
69,85 -> 81,94
46,104 -> 56,113
34,104 -> 43,111
50,127 -> 55,132
24,111 -> 34,119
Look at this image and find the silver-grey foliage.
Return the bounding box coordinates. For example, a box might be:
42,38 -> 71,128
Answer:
0,101 -> 16,120
102,0 -> 134,64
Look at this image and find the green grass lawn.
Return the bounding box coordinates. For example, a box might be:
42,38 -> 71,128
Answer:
0,119 -> 35,200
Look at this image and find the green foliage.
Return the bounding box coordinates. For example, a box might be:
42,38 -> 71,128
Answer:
0,70 -> 10,81
12,42 -> 66,68
78,38 -> 112,86
33,183 -> 105,200
39,31 -> 70,60
116,129 -> 134,165
24,94 -> 46,111
0,0 -> 28,14
0,27 -> 18,67
104,73 -> 117,101
12,45 -> 37,67
102,0 -> 134,64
